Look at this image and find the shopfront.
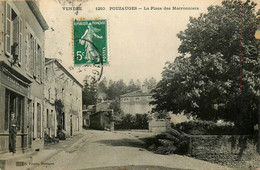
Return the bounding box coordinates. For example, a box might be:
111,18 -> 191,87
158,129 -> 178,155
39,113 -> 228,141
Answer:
0,62 -> 31,153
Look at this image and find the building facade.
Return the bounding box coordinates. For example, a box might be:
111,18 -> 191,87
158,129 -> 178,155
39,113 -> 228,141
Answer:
0,1 -> 48,153
44,58 -> 83,137
120,85 -> 154,115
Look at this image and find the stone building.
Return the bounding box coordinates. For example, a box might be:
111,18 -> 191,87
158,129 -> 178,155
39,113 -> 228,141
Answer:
120,85 -> 154,115
44,58 -> 83,137
0,1 -> 48,153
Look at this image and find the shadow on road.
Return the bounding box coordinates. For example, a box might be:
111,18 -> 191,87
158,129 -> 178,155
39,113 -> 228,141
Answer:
96,138 -> 146,149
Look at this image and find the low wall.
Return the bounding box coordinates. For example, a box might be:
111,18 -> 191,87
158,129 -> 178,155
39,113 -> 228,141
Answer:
149,120 -> 170,133
188,135 -> 257,164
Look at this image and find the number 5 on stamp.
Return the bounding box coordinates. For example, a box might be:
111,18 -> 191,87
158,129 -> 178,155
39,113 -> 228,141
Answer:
73,19 -> 107,65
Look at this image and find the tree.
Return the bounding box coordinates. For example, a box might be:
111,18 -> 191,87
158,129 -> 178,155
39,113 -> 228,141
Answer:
106,79 -> 128,100
54,99 -> 66,140
82,76 -> 98,107
151,0 -> 260,134
98,77 -> 108,93
127,79 -> 140,92
109,99 -> 121,114
143,77 -> 157,90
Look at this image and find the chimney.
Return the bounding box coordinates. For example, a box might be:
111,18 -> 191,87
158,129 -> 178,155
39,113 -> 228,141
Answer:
141,85 -> 148,93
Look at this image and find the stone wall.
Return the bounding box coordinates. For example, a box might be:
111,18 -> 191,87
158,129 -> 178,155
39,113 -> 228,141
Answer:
188,135 -> 257,164
149,120 -> 170,133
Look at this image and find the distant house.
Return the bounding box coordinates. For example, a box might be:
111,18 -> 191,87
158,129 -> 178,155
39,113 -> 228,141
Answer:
120,85 -> 154,115
89,110 -> 114,130
44,58 -> 83,137
96,100 -> 114,112
84,101 -> 115,129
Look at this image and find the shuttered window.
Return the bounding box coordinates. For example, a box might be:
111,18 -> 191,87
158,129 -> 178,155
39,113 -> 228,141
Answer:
18,18 -> 23,65
25,28 -> 29,70
5,3 -> 11,56
4,2 -> 23,65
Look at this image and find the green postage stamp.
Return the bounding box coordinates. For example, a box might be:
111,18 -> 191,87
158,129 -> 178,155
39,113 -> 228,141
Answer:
73,19 -> 107,65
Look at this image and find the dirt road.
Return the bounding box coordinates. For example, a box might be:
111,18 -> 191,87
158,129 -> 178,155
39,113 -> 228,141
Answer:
28,129 -> 228,170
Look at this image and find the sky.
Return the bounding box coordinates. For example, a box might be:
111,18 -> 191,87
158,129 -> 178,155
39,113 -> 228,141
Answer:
39,0 -> 238,84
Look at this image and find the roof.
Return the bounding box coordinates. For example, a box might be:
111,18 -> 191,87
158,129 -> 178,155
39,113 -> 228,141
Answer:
120,90 -> 152,97
45,58 -> 83,88
96,100 -> 114,111
97,100 -> 114,105
26,1 -> 49,31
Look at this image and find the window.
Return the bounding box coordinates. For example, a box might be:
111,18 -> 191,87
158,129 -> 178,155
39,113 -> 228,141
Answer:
36,44 -> 42,81
25,25 -> 42,80
29,33 -> 34,75
37,103 -> 41,138
46,109 -> 49,128
5,91 -> 10,131
124,97 -> 128,101
17,96 -> 24,131
4,3 -> 23,65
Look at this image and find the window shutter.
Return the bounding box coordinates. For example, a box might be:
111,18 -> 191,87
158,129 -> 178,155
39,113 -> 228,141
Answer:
30,34 -> 34,74
39,48 -> 42,82
5,3 -> 11,56
18,17 -> 23,65
29,35 -> 34,75
37,44 -> 40,79
25,29 -> 29,70
34,39 -> 37,77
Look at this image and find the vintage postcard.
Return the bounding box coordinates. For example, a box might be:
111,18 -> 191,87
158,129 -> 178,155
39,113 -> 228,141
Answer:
0,0 -> 259,169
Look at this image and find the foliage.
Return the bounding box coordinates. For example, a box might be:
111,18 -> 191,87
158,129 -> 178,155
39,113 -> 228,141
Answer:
143,77 -> 157,90
151,110 -> 171,120
174,120 -> 236,135
44,131 -> 59,143
54,99 -> 64,115
106,79 -> 128,100
151,0 -> 260,134
145,128 -> 189,155
114,114 -> 149,129
83,76 -> 98,106
127,79 -> 141,92
108,99 -> 121,114
54,99 -> 66,140
134,114 -> 149,129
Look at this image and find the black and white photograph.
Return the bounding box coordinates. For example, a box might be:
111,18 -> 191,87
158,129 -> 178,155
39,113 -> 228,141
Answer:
0,0 -> 259,169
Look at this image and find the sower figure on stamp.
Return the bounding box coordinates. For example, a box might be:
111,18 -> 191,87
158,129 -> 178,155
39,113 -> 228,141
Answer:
9,112 -> 17,155
79,23 -> 102,61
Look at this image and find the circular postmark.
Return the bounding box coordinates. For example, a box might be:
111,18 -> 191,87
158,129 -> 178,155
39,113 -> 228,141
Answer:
73,38 -> 104,83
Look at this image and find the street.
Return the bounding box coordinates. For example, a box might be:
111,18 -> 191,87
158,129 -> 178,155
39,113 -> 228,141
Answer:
20,129 -> 228,170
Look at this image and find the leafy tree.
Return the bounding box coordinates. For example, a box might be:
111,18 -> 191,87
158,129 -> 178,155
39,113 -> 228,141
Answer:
98,77 -> 108,93
127,79 -> 140,92
106,79 -> 128,100
82,76 -> 98,107
136,79 -> 141,89
151,0 -> 260,134
143,77 -> 157,90
108,97 -> 121,114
